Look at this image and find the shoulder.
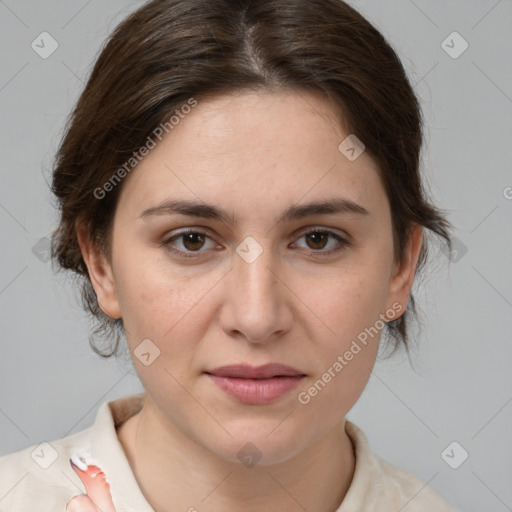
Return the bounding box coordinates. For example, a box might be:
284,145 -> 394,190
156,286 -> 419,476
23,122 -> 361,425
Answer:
369,453 -> 459,511
341,421 -> 460,511
0,428 -> 91,512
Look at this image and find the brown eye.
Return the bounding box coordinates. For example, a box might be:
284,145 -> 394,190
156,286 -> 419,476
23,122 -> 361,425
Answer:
293,228 -> 350,257
304,231 -> 330,250
162,227 -> 350,260
162,229 -> 218,258
181,232 -> 206,251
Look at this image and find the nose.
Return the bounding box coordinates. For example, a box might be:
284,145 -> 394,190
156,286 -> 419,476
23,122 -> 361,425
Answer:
220,238 -> 293,344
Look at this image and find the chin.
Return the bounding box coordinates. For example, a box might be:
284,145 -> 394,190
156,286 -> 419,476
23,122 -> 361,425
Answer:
204,420 -> 310,467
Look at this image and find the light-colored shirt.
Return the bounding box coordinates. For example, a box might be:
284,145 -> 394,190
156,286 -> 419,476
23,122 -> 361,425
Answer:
0,393 -> 458,511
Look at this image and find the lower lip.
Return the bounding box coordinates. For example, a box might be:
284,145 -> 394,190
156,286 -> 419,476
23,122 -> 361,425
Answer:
206,374 -> 304,405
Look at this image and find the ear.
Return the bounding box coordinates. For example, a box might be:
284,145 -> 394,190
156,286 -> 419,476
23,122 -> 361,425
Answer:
76,222 -> 122,319
385,223 -> 423,319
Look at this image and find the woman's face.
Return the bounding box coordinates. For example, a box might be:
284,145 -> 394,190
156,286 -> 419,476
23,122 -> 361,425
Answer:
82,90 -> 420,464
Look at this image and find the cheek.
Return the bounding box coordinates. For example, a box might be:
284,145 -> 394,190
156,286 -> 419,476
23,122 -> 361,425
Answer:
112,247 -> 216,349
295,273 -> 386,422
297,263 -> 391,402
304,264 -> 391,347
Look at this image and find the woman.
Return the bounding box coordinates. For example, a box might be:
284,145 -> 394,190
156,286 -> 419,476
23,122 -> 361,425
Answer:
0,0 -> 459,510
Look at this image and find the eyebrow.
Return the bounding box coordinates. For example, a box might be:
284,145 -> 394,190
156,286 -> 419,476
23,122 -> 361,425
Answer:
139,197 -> 369,224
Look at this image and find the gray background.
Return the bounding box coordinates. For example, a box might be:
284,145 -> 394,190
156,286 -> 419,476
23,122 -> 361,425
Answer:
0,1 -> 511,510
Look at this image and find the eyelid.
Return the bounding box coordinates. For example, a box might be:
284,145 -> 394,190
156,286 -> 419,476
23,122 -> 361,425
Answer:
162,225 -> 351,258
295,225 -> 350,241
290,227 -> 350,256
163,227 -> 219,248
161,227 -> 222,259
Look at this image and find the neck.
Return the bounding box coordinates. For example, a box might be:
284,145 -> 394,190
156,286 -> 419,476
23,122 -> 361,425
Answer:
117,396 -> 355,512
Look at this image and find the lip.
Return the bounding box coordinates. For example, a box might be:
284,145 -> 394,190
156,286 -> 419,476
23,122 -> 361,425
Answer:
207,363 -> 304,379
205,364 -> 306,405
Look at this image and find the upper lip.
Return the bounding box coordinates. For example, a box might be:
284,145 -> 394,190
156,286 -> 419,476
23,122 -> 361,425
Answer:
206,363 -> 305,379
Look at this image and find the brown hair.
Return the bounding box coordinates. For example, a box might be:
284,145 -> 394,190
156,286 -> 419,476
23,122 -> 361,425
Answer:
50,0 -> 453,359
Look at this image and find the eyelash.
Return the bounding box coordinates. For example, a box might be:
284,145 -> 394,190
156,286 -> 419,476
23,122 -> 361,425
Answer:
161,227 -> 350,259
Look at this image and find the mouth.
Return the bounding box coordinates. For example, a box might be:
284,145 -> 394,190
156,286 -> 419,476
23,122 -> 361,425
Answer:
205,363 -> 306,405
206,363 -> 305,379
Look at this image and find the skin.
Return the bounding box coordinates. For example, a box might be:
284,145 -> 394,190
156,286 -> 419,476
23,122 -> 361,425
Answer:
77,89 -> 423,512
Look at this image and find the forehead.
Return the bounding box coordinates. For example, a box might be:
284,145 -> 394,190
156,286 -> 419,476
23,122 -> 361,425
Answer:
116,90 -> 387,221
167,90 -> 347,163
